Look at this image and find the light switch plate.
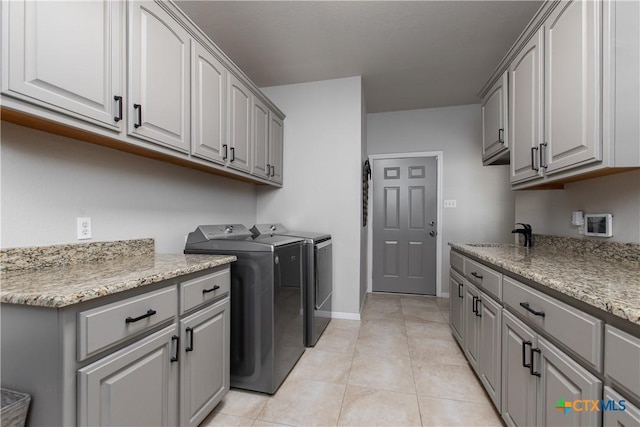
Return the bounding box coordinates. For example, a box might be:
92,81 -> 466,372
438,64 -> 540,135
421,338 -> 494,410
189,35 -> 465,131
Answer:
444,199 -> 457,208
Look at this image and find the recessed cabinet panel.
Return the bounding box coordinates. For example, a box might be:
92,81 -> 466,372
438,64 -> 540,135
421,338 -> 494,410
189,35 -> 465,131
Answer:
482,71 -> 508,162
78,325 -> 179,427
251,96 -> 270,179
384,187 -> 400,229
448,270 -> 465,346
227,74 -> 252,173
510,30 -> 544,184
269,113 -> 284,184
408,187 -> 425,229
383,241 -> 399,277
129,1 -> 190,152
192,42 -> 226,164
407,242 -> 424,278
5,0 -> 123,129
544,0 -> 602,174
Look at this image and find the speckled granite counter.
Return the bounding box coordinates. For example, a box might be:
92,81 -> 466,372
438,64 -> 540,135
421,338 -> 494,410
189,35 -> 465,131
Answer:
450,238 -> 640,326
0,239 -> 236,308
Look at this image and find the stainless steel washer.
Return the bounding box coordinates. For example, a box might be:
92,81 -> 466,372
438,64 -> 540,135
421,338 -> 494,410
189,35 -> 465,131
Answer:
252,224 -> 332,347
184,224 -> 305,394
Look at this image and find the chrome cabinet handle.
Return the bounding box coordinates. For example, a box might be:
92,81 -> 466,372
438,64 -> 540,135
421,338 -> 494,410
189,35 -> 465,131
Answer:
133,103 -> 142,128
114,96 -> 123,122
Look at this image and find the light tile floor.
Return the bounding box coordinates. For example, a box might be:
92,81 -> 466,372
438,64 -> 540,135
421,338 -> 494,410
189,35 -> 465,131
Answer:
200,293 -> 503,427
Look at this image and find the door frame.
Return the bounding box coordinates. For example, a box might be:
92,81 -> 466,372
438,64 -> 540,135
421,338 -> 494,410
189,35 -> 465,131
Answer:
366,151 -> 444,297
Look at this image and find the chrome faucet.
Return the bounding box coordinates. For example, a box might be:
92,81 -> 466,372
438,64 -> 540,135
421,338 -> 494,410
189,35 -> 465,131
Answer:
512,223 -> 533,248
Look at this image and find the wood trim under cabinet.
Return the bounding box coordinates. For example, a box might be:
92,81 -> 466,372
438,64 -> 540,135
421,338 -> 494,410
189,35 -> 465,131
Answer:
1,107 -> 280,186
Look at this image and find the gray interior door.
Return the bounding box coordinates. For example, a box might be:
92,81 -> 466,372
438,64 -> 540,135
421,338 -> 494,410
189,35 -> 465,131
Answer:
372,157 -> 437,295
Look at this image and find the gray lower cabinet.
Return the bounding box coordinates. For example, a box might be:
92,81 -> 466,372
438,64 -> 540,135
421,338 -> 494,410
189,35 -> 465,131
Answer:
501,310 -> 602,427
603,387 -> 640,427
478,293 -> 502,410
448,269 -> 464,346
180,298 -> 230,427
463,282 -> 481,373
78,324 -> 179,426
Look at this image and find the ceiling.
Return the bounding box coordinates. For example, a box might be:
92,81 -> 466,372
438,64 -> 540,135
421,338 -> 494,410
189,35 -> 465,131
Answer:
175,1 -> 543,113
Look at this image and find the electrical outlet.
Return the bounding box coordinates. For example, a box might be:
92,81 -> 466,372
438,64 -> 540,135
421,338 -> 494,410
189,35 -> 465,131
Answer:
77,217 -> 92,240
444,199 -> 457,208
578,225 -> 584,235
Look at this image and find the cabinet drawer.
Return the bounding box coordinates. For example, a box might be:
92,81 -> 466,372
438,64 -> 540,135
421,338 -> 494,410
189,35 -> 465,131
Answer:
450,250 -> 464,274
503,276 -> 603,370
603,387 -> 640,426
605,326 -> 640,399
78,286 -> 178,361
180,267 -> 230,314
464,258 -> 502,301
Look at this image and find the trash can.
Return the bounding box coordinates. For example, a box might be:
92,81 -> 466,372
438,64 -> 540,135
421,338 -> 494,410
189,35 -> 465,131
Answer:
1,388 -> 31,427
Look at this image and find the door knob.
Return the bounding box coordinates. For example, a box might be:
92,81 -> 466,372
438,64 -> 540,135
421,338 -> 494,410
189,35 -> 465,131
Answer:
429,231 -> 436,237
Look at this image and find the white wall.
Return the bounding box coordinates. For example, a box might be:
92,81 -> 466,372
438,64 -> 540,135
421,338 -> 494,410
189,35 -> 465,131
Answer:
257,77 -> 364,317
367,104 -> 515,295
360,89 -> 369,312
515,170 -> 640,243
1,122 -> 257,252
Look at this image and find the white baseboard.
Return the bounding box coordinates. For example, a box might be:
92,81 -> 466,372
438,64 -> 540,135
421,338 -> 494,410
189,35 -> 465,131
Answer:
331,311 -> 361,321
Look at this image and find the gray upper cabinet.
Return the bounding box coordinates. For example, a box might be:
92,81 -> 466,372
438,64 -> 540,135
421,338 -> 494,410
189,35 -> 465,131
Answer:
191,41 -> 227,164
543,0 -> 602,175
269,113 -> 284,184
483,0 -> 640,189
481,71 -> 509,165
128,1 -> 191,153
251,96 -> 270,179
509,29 -> 544,185
3,0 -> 124,130
78,324 -> 179,426
1,0 -> 285,187
227,74 -> 252,173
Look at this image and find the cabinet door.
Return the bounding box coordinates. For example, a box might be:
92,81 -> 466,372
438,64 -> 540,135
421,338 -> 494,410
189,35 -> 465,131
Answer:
269,113 -> 284,184
543,0 -> 602,175
482,71 -> 508,161
227,74 -> 252,173
180,298 -> 230,427
129,1 -> 190,153
448,271 -> 464,346
192,41 -> 226,164
535,337 -> 602,427
251,96 -> 270,179
509,29 -> 544,184
603,387 -> 640,427
502,311 -> 537,427
478,293 -> 502,411
5,0 -> 124,130
463,283 -> 480,373
78,324 -> 179,426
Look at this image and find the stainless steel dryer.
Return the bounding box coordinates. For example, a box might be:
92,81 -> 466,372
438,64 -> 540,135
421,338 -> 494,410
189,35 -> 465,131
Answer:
184,224 -> 305,394
251,224 -> 332,347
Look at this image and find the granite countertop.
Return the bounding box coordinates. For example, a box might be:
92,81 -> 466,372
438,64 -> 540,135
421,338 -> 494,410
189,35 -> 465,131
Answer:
0,239 -> 236,308
450,239 -> 640,326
